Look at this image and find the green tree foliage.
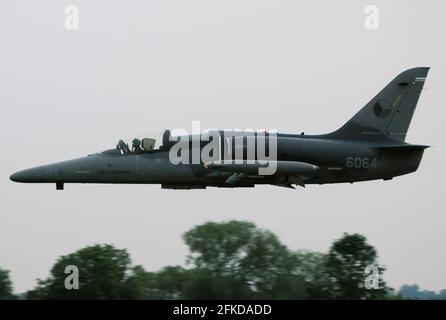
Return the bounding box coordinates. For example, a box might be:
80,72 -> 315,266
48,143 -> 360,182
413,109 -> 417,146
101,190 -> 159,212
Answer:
294,251 -> 333,299
182,220 -> 306,299
399,284 -> 446,300
24,223 -> 392,300
325,233 -> 387,299
399,284 -> 421,299
0,267 -> 15,300
27,244 -> 140,299
126,266 -> 188,299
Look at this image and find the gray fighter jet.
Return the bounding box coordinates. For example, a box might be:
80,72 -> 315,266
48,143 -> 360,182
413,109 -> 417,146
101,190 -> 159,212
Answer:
10,67 -> 430,190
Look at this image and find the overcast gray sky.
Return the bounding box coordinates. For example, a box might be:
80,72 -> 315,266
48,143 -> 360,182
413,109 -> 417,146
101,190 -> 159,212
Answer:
1,0 -> 445,293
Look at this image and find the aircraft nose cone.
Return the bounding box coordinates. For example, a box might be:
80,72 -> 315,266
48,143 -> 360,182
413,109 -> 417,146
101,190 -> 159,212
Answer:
10,167 -> 46,183
10,172 -> 22,182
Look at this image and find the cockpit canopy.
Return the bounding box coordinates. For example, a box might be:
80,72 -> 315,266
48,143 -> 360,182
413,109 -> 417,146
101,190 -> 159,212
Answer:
108,129 -> 174,155
116,137 -> 157,153
115,137 -> 157,154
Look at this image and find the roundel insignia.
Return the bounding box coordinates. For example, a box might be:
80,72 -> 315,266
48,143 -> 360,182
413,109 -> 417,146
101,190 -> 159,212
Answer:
373,99 -> 392,118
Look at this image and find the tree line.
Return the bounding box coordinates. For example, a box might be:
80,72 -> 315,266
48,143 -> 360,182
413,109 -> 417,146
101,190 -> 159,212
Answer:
0,220 -> 439,300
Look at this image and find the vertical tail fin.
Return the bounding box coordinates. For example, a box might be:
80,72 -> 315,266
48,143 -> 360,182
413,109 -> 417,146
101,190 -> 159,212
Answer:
334,67 -> 429,141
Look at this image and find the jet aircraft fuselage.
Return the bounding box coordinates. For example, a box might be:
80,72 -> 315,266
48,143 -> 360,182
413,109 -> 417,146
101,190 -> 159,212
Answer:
10,68 -> 430,190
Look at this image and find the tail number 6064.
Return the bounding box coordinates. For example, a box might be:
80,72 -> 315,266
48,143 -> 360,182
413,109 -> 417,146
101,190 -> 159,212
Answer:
346,157 -> 377,169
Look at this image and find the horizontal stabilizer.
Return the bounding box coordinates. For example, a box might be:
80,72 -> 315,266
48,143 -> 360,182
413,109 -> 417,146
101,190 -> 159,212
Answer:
376,144 -> 429,151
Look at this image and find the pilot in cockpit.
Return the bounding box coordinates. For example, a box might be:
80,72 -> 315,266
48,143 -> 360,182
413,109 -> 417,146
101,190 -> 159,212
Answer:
116,137 -> 157,154
132,138 -> 143,152
116,140 -> 130,153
